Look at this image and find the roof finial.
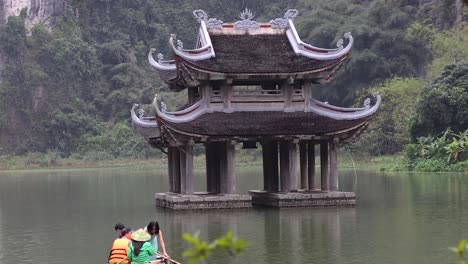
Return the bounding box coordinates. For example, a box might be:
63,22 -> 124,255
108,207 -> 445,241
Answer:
193,9 -> 223,28
270,9 -> 298,29
234,8 -> 259,29
239,8 -> 254,20
193,10 -> 209,22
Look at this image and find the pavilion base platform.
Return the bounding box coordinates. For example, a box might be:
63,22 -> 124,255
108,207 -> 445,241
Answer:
155,192 -> 252,210
249,190 -> 356,207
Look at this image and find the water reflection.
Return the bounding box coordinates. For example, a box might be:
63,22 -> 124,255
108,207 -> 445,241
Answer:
0,169 -> 467,264
0,190 -> 3,264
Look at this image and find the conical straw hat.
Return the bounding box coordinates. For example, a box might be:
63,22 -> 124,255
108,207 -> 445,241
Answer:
131,228 -> 151,242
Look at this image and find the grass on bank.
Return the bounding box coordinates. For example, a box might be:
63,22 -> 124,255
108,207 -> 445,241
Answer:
0,150 -> 466,173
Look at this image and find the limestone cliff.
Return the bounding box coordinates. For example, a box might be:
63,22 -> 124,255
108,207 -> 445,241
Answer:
0,0 -> 66,30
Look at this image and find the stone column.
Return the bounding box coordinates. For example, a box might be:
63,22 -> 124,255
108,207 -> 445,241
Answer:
222,81 -> 233,112
188,87 -> 196,104
172,148 -> 181,193
307,141 -> 316,191
168,147 -> 181,193
180,142 -> 194,194
205,142 -> 222,194
201,83 -> 211,110
280,140 -> 297,192
205,142 -> 216,193
168,146 -> 174,192
303,80 -> 312,111
320,141 -> 329,191
289,141 -> 298,191
282,79 -> 294,111
262,140 -> 279,192
299,141 -> 308,190
220,141 -> 236,194
329,139 -> 339,191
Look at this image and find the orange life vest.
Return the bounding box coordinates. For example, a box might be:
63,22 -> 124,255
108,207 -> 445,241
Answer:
109,238 -> 130,264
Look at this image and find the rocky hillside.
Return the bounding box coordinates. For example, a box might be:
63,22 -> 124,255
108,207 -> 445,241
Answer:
0,0 -> 65,30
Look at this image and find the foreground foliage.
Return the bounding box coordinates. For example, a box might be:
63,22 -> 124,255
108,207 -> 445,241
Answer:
451,240 -> 468,264
183,231 -> 247,264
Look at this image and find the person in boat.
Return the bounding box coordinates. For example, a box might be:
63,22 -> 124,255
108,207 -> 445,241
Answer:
128,228 -> 156,264
115,222 -> 125,238
108,228 -> 132,264
145,221 -> 170,260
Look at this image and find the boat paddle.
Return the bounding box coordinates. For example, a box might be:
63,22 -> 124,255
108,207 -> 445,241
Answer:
156,252 -> 182,264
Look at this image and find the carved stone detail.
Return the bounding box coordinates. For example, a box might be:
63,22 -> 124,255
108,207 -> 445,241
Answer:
234,8 -> 259,29
336,39 -> 344,49
138,108 -> 146,118
157,53 -> 164,62
270,9 -> 299,29
192,9 -> 223,28
177,40 -> 183,50
363,98 -> 371,109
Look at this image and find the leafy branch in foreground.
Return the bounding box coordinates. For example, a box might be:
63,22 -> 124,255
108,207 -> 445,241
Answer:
450,240 -> 468,264
183,231 -> 248,264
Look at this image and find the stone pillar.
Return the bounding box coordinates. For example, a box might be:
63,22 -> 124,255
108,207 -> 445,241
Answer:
280,140 -> 297,192
222,81 -> 233,112
168,147 -> 181,193
168,147 -> 174,192
282,79 -> 294,111
205,142 -> 215,193
320,141 -> 329,191
202,83 -> 211,110
180,143 -> 194,194
205,142 -> 222,194
188,88 -> 196,104
172,147 -> 181,193
220,141 -> 236,194
307,141 -> 316,191
289,141 -> 298,191
329,139 -> 339,191
262,140 -> 279,192
303,80 -> 312,111
299,141 -> 308,190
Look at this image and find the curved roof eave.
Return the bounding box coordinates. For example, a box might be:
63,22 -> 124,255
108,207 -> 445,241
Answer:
152,92 -> 381,125
176,54 -> 348,78
309,93 -> 381,120
153,95 -> 209,124
287,20 -> 353,60
148,49 -> 176,71
131,103 -> 159,128
169,20 -> 216,61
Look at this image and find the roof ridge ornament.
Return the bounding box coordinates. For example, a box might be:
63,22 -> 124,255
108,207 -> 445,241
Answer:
234,8 -> 259,29
138,108 -> 146,118
177,40 -> 183,50
270,9 -> 299,29
157,53 -> 164,63
336,32 -> 351,49
363,98 -> 371,109
193,10 -> 223,28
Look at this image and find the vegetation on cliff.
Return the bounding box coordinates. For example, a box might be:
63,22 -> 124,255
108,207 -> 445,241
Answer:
0,0 -> 466,170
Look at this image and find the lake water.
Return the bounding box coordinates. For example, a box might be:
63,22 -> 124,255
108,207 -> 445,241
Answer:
0,167 -> 467,264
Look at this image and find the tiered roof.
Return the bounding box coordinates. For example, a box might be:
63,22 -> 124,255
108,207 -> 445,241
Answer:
132,9 -> 381,147
131,92 -> 381,146
149,9 -> 354,90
